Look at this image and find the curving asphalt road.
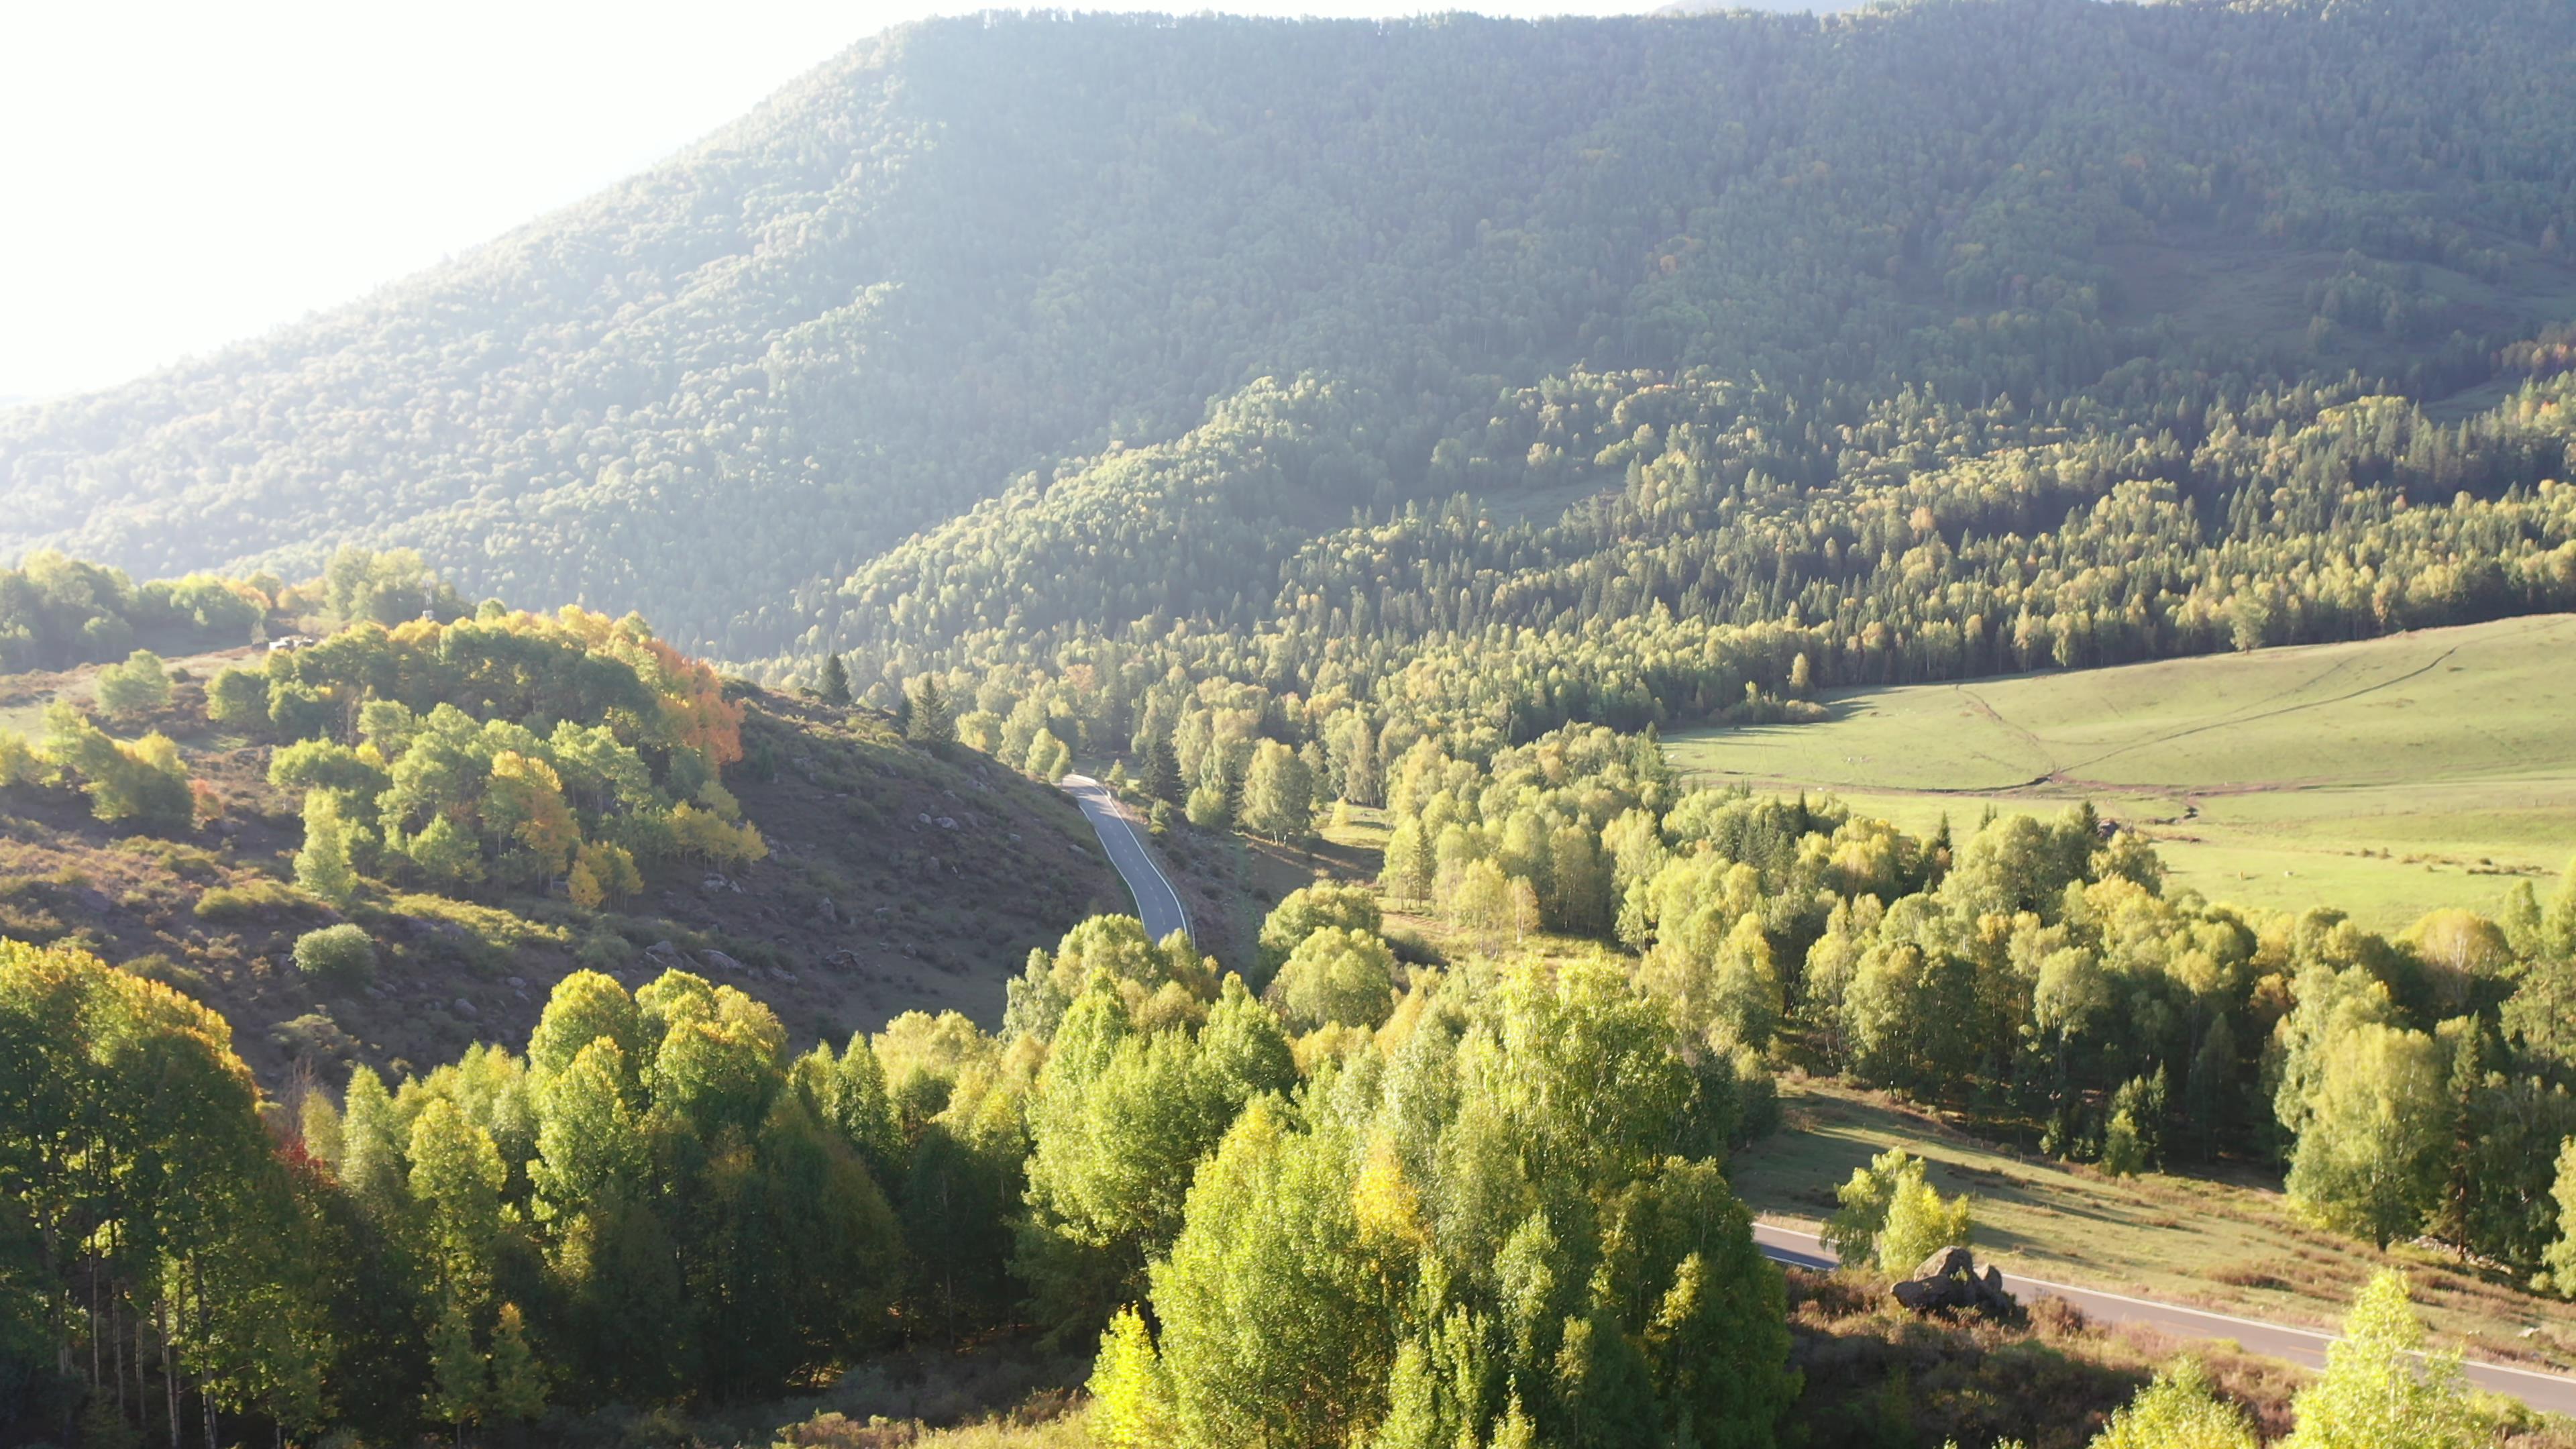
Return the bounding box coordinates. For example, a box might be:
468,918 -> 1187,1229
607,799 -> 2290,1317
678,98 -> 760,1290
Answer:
1752,1222 -> 2576,1416
1061,775 -> 1191,942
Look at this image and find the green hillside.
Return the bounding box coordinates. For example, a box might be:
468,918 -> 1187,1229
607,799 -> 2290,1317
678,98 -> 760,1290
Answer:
0,585 -> 1126,1089
1668,614 -> 2576,926
5,0 -> 2575,674
17,3 -> 2576,1446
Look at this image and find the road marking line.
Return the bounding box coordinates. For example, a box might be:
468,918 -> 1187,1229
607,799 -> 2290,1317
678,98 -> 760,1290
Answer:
1752,1223 -> 2576,1390
1064,778 -> 1189,940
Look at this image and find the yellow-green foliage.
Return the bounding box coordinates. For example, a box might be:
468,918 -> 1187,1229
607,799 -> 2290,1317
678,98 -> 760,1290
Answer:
2281,1271 -> 2480,1449
566,841 -> 642,910
389,894 -> 571,955
1821,1146 -> 1975,1274
1087,1307 -> 1176,1449
40,702 -> 192,826
1878,1171 -> 1975,1275
93,649 -> 170,720
194,877 -> 305,920
233,604 -> 755,896
2088,1360 -> 2257,1449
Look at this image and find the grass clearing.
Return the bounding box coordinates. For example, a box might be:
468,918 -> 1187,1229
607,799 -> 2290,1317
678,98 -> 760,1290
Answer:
1668,616 -> 2576,928
1732,1078 -> 2576,1374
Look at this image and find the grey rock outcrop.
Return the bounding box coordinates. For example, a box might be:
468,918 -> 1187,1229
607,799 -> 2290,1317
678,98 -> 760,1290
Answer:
1889,1246 -> 2021,1321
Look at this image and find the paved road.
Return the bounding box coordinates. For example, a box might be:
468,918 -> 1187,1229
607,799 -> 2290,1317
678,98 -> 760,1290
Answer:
1752,1222 -> 2576,1415
1061,775 -> 1191,942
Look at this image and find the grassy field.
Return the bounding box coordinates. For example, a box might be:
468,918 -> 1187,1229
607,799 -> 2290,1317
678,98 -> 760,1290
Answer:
1667,616 -> 2576,929
1733,1078 -> 2576,1374
0,645 -> 260,743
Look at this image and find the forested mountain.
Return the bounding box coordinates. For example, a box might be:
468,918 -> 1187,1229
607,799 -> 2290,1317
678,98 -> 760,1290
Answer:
5,0 -> 2575,678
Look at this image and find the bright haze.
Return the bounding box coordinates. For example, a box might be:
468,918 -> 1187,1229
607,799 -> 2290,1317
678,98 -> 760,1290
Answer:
0,0 -> 1705,404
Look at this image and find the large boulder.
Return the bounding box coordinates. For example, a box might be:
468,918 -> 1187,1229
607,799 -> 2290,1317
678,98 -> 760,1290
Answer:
1890,1246 -> 2021,1322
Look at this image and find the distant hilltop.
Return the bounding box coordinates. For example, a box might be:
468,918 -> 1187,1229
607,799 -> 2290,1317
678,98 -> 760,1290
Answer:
1657,0 -> 1872,12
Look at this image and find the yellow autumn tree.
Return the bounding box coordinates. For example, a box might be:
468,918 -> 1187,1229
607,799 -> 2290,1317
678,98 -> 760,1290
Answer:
486,751 -> 580,883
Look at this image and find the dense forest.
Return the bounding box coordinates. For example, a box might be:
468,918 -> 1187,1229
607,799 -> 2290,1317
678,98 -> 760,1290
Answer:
5,0 -> 2576,681
9,698 -> 2569,1446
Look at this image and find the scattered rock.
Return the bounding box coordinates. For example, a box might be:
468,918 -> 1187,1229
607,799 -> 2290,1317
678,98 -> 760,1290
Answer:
504,975 -> 527,989
936,816 -> 957,830
702,950 -> 747,974
917,812 -> 933,826
1890,1246 -> 2020,1322
645,940 -> 689,968
452,998 -> 479,1018
816,897 -> 840,925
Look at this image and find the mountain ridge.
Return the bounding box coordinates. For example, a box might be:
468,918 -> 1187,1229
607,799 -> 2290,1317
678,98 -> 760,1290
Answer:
5,0 -> 2574,670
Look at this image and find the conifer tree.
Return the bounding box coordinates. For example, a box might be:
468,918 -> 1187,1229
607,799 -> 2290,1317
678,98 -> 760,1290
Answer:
818,651 -> 853,707
1146,734 -> 1185,804
906,676 -> 955,748
428,1295 -> 486,1443
486,1303 -> 547,1426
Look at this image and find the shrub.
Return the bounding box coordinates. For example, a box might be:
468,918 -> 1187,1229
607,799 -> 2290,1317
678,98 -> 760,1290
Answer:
268,1011 -> 361,1063
567,841 -> 643,909
195,877 -> 303,920
293,924 -> 377,987
390,893 -> 570,955
2100,1110 -> 2147,1177
95,649 -> 172,720
123,953 -> 209,995
2089,1358 -> 2257,1449
205,667 -> 270,728
1184,782 -> 1228,829
575,921 -> 634,971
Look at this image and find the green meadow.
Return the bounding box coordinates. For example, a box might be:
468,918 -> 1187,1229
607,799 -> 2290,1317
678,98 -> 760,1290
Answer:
1668,615 -> 2576,930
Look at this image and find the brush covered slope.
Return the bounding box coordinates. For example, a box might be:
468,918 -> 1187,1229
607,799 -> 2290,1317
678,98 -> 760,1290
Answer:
0,566 -> 1124,1089
4,0 -> 2575,669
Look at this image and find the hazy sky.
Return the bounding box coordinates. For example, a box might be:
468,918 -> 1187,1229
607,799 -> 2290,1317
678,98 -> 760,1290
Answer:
0,0 -> 1660,403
